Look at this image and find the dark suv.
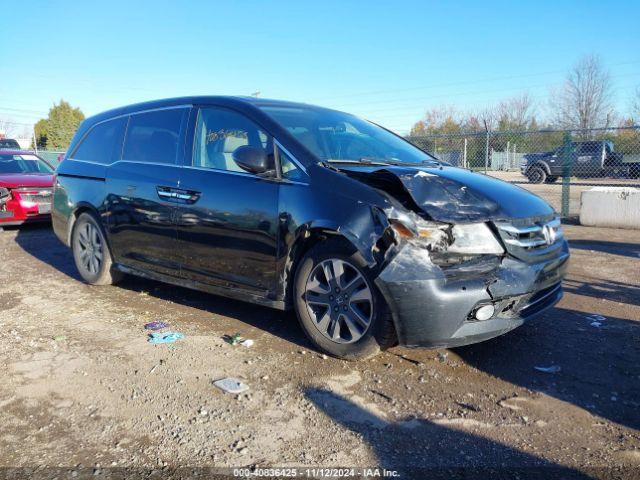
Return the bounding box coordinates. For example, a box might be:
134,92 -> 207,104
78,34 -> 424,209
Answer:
53,97 -> 569,359
521,140 -> 631,183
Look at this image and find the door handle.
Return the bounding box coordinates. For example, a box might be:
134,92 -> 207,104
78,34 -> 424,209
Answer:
157,186 -> 201,204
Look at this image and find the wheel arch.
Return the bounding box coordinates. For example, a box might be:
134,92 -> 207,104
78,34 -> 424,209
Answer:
68,204 -> 115,257
530,161 -> 551,175
282,226 -> 363,309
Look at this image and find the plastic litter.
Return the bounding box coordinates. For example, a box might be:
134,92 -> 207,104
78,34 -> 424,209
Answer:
144,321 -> 169,331
223,333 -> 253,346
148,332 -> 184,344
585,314 -> 606,322
590,321 -> 602,327
534,365 -> 561,374
213,377 -> 250,394
52,335 -> 67,341
223,333 -> 243,345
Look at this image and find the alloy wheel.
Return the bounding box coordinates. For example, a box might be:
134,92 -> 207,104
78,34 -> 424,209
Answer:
77,222 -> 103,275
304,258 -> 374,344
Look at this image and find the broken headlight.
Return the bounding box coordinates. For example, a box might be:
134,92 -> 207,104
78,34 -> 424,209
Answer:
448,223 -> 504,255
389,212 -> 504,255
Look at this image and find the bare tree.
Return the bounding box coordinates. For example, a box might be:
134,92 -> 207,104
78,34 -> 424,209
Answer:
477,105 -> 498,132
632,86 -> 640,122
0,118 -> 22,138
551,54 -> 615,129
496,93 -> 536,130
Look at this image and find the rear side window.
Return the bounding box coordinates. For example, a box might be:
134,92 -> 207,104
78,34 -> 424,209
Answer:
122,108 -> 186,164
73,117 -> 127,164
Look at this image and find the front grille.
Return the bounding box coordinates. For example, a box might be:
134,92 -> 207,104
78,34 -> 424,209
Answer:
495,216 -> 564,261
14,188 -> 53,205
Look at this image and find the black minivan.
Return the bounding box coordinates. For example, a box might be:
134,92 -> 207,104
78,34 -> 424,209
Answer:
53,97 -> 569,359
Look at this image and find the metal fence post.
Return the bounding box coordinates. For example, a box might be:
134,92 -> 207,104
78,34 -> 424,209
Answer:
463,138 -> 468,169
561,132 -> 573,218
484,130 -> 490,174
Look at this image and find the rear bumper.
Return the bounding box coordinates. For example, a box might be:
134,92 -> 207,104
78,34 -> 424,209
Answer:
375,241 -> 570,348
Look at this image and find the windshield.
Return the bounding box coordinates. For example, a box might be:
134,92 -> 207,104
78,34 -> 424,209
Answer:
0,154 -> 54,174
261,106 -> 439,165
0,139 -> 20,149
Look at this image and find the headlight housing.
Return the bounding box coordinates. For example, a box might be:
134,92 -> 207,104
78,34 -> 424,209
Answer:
447,223 -> 504,255
388,211 -> 504,256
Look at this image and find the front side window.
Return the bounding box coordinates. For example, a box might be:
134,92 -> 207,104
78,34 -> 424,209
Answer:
0,154 -> 54,173
122,108 -> 186,164
193,107 -> 271,173
278,147 -> 306,182
73,117 -> 127,164
260,106 -> 439,166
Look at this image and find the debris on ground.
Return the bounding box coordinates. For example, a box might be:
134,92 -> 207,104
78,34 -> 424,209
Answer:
148,332 -> 184,344
52,335 -> 67,341
585,314 -> 606,322
240,339 -> 254,347
213,377 -> 249,394
223,333 -> 244,345
144,321 -> 169,331
370,390 -> 394,403
534,365 -> 561,374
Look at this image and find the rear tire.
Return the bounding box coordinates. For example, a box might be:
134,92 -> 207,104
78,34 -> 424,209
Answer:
544,175 -> 559,183
293,240 -> 396,360
72,212 -> 123,286
527,165 -> 547,184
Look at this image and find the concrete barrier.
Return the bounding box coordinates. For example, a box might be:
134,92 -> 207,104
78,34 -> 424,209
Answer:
580,187 -> 640,229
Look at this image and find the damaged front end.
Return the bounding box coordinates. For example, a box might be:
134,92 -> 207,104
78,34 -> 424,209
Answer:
338,166 -> 570,348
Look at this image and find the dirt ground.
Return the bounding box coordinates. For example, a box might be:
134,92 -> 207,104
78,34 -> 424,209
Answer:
0,222 -> 639,479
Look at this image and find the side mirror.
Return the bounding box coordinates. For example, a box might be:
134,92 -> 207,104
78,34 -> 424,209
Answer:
232,146 -> 272,174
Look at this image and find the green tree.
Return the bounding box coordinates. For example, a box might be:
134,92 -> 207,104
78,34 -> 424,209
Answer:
33,118 -> 49,149
34,100 -> 85,150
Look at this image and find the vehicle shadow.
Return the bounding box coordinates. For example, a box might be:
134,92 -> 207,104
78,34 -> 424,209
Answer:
568,238 -> 640,259
562,277 -> 640,307
305,388 -> 592,479
12,223 -> 83,281
11,225 -> 317,350
118,273 -> 313,349
454,307 -> 640,431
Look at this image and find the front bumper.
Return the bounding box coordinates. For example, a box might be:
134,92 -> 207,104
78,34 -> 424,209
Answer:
0,192 -> 52,226
375,240 -> 570,348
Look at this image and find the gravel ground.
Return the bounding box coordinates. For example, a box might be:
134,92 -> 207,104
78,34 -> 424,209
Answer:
0,223 -> 638,479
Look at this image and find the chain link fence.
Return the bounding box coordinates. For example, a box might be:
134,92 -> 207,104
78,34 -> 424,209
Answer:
407,126 -> 640,218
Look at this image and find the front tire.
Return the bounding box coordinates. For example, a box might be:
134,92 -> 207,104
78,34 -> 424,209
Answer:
293,241 -> 396,360
544,175 -> 559,183
526,165 -> 547,184
72,212 -> 123,286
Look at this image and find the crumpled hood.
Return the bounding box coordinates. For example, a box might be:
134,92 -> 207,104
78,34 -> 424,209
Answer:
0,173 -> 54,189
336,165 -> 554,223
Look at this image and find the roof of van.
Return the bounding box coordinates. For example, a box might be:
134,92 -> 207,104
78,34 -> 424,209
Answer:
84,96 -> 330,125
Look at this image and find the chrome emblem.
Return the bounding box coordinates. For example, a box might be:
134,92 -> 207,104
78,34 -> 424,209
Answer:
542,224 -> 556,245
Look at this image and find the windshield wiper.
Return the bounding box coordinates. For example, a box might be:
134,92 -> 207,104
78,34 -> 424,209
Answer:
326,158 -> 391,166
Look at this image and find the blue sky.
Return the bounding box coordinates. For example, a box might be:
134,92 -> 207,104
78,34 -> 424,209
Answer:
1,0 -> 639,134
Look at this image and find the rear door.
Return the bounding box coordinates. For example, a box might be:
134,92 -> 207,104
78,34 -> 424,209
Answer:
175,106 -> 280,295
106,106 -> 190,276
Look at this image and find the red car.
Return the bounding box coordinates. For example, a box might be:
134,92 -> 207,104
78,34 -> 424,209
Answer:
0,150 -> 55,226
